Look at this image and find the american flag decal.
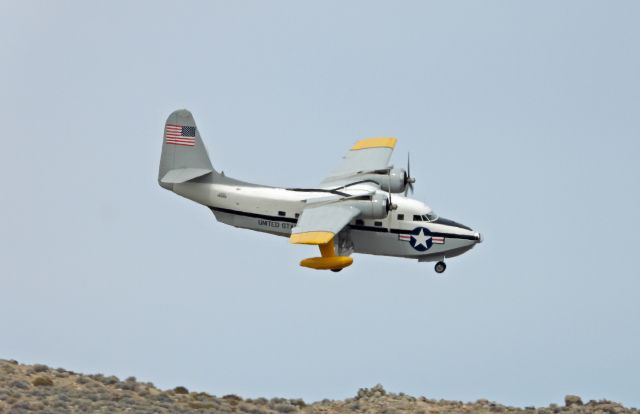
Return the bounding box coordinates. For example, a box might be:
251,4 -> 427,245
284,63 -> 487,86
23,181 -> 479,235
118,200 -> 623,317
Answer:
165,124 -> 196,146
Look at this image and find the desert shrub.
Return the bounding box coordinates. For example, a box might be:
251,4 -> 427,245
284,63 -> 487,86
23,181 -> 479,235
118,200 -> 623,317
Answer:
238,403 -> 252,413
1,364 -> 16,374
253,397 -> 268,405
173,386 -> 189,394
372,384 -> 386,395
116,381 -> 136,391
125,376 -> 137,383
240,405 -> 270,414
188,401 -> 216,409
75,398 -> 93,411
101,375 -> 119,385
223,394 -> 243,406
271,402 -> 297,413
290,399 -> 306,408
51,399 -> 69,410
121,396 -> 138,405
12,400 -> 33,410
28,387 -> 52,397
32,376 -> 53,386
153,393 -> 173,403
9,380 -> 30,389
190,391 -> 214,401
85,393 -> 99,402
57,393 -> 70,402
30,364 -> 49,373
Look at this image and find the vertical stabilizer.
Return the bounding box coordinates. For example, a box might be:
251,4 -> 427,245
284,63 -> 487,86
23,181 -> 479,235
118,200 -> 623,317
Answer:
158,109 -> 215,189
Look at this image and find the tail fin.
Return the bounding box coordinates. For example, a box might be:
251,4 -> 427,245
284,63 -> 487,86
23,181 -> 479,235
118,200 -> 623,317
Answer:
158,109 -> 215,190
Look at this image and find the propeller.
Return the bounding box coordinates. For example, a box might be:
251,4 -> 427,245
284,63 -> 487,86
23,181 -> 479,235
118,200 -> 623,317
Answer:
404,152 -> 416,196
386,171 -> 397,230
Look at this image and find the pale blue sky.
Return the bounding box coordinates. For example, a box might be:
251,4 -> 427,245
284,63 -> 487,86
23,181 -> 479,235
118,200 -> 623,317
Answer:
1,0 -> 639,407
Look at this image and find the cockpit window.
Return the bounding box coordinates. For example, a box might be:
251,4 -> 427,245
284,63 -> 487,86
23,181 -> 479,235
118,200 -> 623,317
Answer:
417,213 -> 439,222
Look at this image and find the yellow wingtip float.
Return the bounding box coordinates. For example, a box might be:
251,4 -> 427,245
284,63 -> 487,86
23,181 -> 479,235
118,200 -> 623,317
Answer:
300,256 -> 353,271
297,237 -> 353,271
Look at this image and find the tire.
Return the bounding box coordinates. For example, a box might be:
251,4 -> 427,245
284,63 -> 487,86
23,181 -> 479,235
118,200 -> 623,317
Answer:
434,261 -> 446,274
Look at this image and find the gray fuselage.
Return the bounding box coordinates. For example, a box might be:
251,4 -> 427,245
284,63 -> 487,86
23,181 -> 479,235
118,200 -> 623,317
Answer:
172,181 -> 481,263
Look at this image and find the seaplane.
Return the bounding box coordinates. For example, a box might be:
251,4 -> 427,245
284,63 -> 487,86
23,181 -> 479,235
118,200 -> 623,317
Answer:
158,109 -> 482,273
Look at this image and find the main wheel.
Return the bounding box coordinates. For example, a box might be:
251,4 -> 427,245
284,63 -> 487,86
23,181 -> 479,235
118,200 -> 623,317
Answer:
330,268 -> 342,273
434,261 -> 446,274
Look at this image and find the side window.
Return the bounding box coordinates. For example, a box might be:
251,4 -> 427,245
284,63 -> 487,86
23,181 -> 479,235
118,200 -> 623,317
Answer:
397,214 -> 404,220
374,221 -> 383,227
355,219 -> 364,226
413,215 -> 423,222
278,211 -> 286,217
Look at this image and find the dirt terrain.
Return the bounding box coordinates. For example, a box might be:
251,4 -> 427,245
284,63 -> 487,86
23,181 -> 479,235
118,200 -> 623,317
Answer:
0,359 -> 636,414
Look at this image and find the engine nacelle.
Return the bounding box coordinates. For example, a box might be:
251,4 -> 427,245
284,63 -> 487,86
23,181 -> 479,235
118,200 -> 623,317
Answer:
359,168 -> 407,193
342,193 -> 389,220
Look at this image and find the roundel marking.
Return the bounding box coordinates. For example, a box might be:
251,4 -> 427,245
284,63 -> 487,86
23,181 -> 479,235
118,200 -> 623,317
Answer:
409,227 -> 433,252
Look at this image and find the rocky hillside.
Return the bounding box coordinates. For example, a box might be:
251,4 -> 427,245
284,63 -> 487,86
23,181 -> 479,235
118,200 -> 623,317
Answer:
0,359 -> 636,414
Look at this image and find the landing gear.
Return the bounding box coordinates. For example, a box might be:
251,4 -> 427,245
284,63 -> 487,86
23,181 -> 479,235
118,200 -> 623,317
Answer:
330,268 -> 342,273
434,261 -> 447,274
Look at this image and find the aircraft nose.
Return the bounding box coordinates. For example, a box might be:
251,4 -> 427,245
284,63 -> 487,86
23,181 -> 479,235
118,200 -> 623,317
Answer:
433,217 -> 482,244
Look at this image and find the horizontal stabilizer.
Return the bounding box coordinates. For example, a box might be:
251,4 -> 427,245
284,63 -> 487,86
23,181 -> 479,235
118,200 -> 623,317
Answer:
161,168 -> 213,184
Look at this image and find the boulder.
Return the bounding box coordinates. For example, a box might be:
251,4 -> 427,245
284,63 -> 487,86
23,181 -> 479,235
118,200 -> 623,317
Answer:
565,395 -> 583,407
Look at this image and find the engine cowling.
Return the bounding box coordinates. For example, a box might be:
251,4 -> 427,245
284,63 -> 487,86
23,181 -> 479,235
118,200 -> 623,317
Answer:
359,168 -> 407,193
343,193 -> 390,220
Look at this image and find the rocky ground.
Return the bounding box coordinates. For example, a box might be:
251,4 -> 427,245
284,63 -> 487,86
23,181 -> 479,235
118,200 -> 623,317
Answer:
0,359 -> 636,414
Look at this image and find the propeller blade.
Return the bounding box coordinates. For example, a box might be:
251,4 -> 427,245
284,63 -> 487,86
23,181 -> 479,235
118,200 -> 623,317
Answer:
387,171 -> 391,206
404,152 -> 415,196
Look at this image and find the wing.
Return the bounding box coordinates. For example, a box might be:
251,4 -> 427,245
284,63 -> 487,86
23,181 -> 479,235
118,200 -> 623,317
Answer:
321,137 -> 397,186
289,203 -> 361,245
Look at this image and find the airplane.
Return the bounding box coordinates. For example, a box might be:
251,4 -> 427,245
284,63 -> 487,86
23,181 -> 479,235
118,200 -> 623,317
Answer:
158,109 -> 482,274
